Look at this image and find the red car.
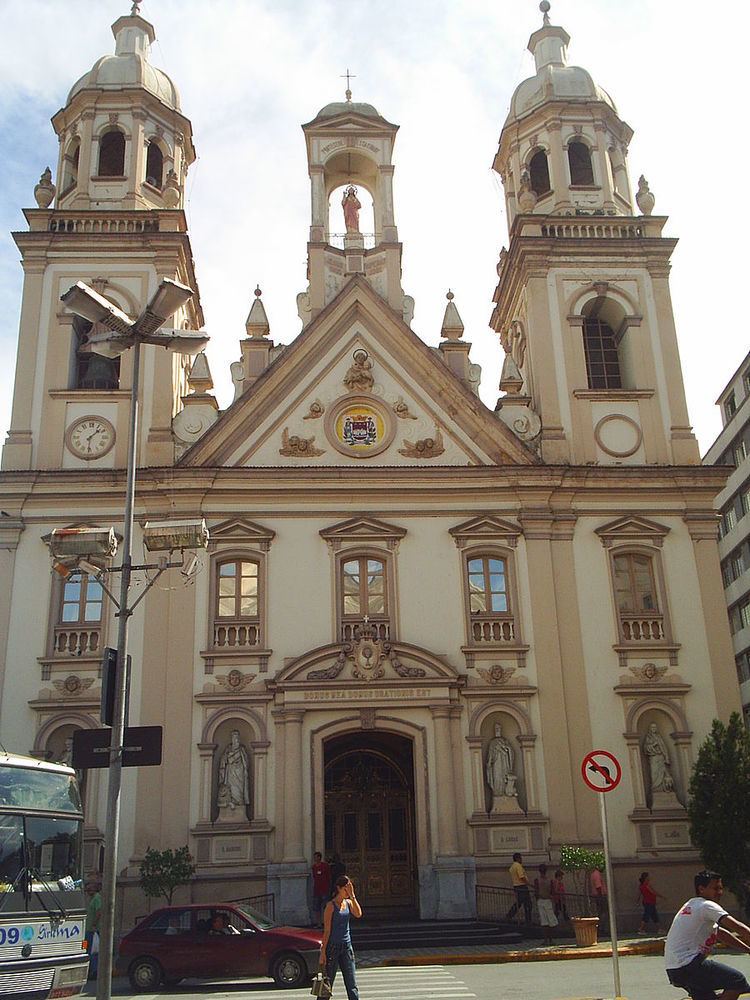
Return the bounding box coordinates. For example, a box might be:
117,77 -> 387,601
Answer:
118,903 -> 322,991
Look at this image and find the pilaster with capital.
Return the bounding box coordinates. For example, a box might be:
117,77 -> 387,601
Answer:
624,732 -> 647,810
449,707 -> 468,853
431,706 -> 459,855
592,122 -> 616,211
251,739 -> 270,823
197,741 -> 218,824
467,735 -> 487,817
282,710 -> 305,861
545,121 -> 572,211
516,734 -> 539,813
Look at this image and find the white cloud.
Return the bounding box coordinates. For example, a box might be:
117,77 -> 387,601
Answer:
0,0 -> 745,456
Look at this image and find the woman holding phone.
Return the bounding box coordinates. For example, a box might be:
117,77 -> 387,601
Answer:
320,875 -> 363,1000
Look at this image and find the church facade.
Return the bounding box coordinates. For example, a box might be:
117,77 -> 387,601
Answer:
0,6 -> 740,926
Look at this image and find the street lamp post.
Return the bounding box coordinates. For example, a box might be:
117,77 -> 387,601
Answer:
59,279 -> 209,1000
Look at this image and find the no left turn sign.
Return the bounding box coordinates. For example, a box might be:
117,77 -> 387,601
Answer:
581,749 -> 622,792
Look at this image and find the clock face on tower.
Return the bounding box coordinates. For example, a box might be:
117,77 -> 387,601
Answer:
65,415 -> 116,460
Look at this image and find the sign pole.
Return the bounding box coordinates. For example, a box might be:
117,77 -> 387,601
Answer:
598,789 -> 624,1000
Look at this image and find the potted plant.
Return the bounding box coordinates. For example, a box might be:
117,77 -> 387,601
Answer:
559,845 -> 606,947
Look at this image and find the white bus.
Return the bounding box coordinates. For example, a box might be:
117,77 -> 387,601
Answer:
0,751 -> 88,998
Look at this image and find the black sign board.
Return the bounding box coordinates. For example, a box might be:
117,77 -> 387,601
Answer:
72,726 -> 163,769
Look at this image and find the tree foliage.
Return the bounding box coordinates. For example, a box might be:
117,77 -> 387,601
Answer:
688,712 -> 750,916
139,845 -> 195,905
560,844 -> 606,913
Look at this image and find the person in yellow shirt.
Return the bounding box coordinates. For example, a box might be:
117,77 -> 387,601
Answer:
506,852 -> 532,924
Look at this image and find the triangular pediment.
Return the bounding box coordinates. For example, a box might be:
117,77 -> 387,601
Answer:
595,515 -> 670,548
320,516 -> 407,550
179,277 -> 539,470
273,638 -> 460,687
208,517 -> 275,551
449,515 -> 522,548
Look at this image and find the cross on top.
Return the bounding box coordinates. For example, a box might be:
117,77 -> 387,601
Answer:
340,68 -> 356,102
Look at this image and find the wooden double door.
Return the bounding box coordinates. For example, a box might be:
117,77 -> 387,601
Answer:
324,742 -> 417,915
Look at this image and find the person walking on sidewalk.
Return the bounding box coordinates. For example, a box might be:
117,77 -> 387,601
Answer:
665,869 -> 750,1000
506,852 -> 532,924
534,864 -> 559,945
590,865 -> 607,928
637,871 -> 664,935
320,875 -> 363,1000
311,852 -> 331,926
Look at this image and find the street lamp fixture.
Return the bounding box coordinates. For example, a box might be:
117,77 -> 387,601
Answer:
48,526 -> 118,559
143,517 -> 209,552
59,277 -> 209,1000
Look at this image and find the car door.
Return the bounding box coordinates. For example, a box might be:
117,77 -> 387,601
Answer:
191,907 -> 256,980
137,909 -> 192,979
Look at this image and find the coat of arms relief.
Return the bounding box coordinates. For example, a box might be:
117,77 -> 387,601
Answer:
307,621 -> 426,683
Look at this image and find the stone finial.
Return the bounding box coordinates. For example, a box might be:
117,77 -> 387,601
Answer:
499,353 -> 524,394
636,175 -> 655,216
245,286 -> 270,339
34,167 -> 55,209
540,0 -> 551,25
187,352 -> 214,394
440,291 -> 465,341
130,1 -> 142,13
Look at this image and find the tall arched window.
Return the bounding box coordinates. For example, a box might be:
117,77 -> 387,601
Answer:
568,141 -> 594,186
582,316 -> 622,389
52,571 -> 104,656
61,141 -> 80,193
216,560 -> 259,619
71,317 -> 120,390
340,555 -> 388,639
465,554 -> 517,643
145,141 -> 163,188
528,150 -> 551,196
97,130 -> 125,177
611,551 -> 666,642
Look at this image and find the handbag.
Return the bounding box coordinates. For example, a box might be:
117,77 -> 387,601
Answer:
310,971 -> 333,998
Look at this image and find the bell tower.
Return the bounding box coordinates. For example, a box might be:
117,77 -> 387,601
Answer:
2,3 -> 203,472
490,2 -> 699,466
297,87 -> 413,328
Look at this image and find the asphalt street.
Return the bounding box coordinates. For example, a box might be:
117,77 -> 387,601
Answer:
85,952 -> 750,999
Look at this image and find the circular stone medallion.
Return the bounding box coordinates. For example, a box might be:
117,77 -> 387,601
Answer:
326,395 -> 395,458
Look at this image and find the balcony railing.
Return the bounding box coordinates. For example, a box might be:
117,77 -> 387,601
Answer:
53,625 -> 101,656
212,619 -> 261,649
341,619 -> 390,643
540,221 -> 644,239
619,613 -> 665,642
49,216 -> 159,234
470,614 -> 516,644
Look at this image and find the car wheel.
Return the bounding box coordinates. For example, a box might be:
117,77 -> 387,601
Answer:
128,956 -> 163,992
272,951 -> 307,988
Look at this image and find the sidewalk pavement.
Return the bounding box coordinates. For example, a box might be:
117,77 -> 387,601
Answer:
362,934 -> 665,968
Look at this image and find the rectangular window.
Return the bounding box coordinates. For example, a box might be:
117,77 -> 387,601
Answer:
468,557 -> 509,614
740,600 -> 750,631
744,370 -> 750,397
217,561 -> 259,619
724,506 -> 737,535
736,651 -> 750,685
725,392 -> 737,420
735,439 -> 747,465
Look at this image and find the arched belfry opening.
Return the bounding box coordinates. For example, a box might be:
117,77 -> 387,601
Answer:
298,97 -> 412,326
323,730 -> 418,917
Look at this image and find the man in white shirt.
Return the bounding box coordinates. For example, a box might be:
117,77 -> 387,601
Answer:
665,870 -> 750,999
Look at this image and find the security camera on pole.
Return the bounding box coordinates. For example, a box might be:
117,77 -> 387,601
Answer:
56,278 -> 210,1000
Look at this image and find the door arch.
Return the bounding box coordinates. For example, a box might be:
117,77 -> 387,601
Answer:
324,731 -> 417,916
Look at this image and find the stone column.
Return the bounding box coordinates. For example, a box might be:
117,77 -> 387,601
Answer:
310,165 -> 325,239
449,707 -> 468,853
671,730 -> 694,805
251,739 -> 270,822
197,742 -> 218,824
624,733 -> 647,810
467,736 -> 487,818
283,710 -> 305,861
131,110 -> 148,203
546,121 -> 572,212
517,734 -> 539,813
77,112 -> 96,195
271,710 -> 286,859
378,164 -> 397,241
1,261 -> 45,470
593,122 -> 616,211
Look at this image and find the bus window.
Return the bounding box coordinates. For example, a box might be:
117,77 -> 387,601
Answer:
0,768 -> 81,813
26,817 -> 83,893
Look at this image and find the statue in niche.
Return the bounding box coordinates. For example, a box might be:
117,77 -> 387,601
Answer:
216,730 -> 250,819
485,723 -> 521,814
642,723 -> 675,793
342,185 -> 362,233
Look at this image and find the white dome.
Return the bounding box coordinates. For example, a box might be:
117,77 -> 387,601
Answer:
506,65 -> 616,124
67,14 -> 180,112
505,22 -> 617,126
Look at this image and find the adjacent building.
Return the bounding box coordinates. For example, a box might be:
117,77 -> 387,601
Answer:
704,351 -> 750,729
0,5 -> 741,926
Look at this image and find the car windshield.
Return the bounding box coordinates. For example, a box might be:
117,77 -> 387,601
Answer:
236,904 -> 276,930
0,814 -> 84,912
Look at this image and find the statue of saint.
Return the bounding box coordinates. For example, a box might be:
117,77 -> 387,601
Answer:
642,723 -> 675,793
485,723 -> 516,802
342,185 -> 362,233
216,730 -> 250,812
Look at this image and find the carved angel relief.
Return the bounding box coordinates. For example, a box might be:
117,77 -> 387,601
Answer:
393,398 -> 417,420
398,428 -> 445,459
215,669 -> 256,692
477,665 -> 516,685
279,427 -> 325,457
303,399 -> 325,420
629,662 -> 668,683
52,675 -> 95,698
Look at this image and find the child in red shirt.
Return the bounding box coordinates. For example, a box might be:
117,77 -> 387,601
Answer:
637,871 -> 664,935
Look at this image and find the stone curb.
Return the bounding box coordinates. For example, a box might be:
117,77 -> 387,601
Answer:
379,938 -> 664,966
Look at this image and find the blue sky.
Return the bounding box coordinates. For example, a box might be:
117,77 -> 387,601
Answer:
0,0 -> 745,454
